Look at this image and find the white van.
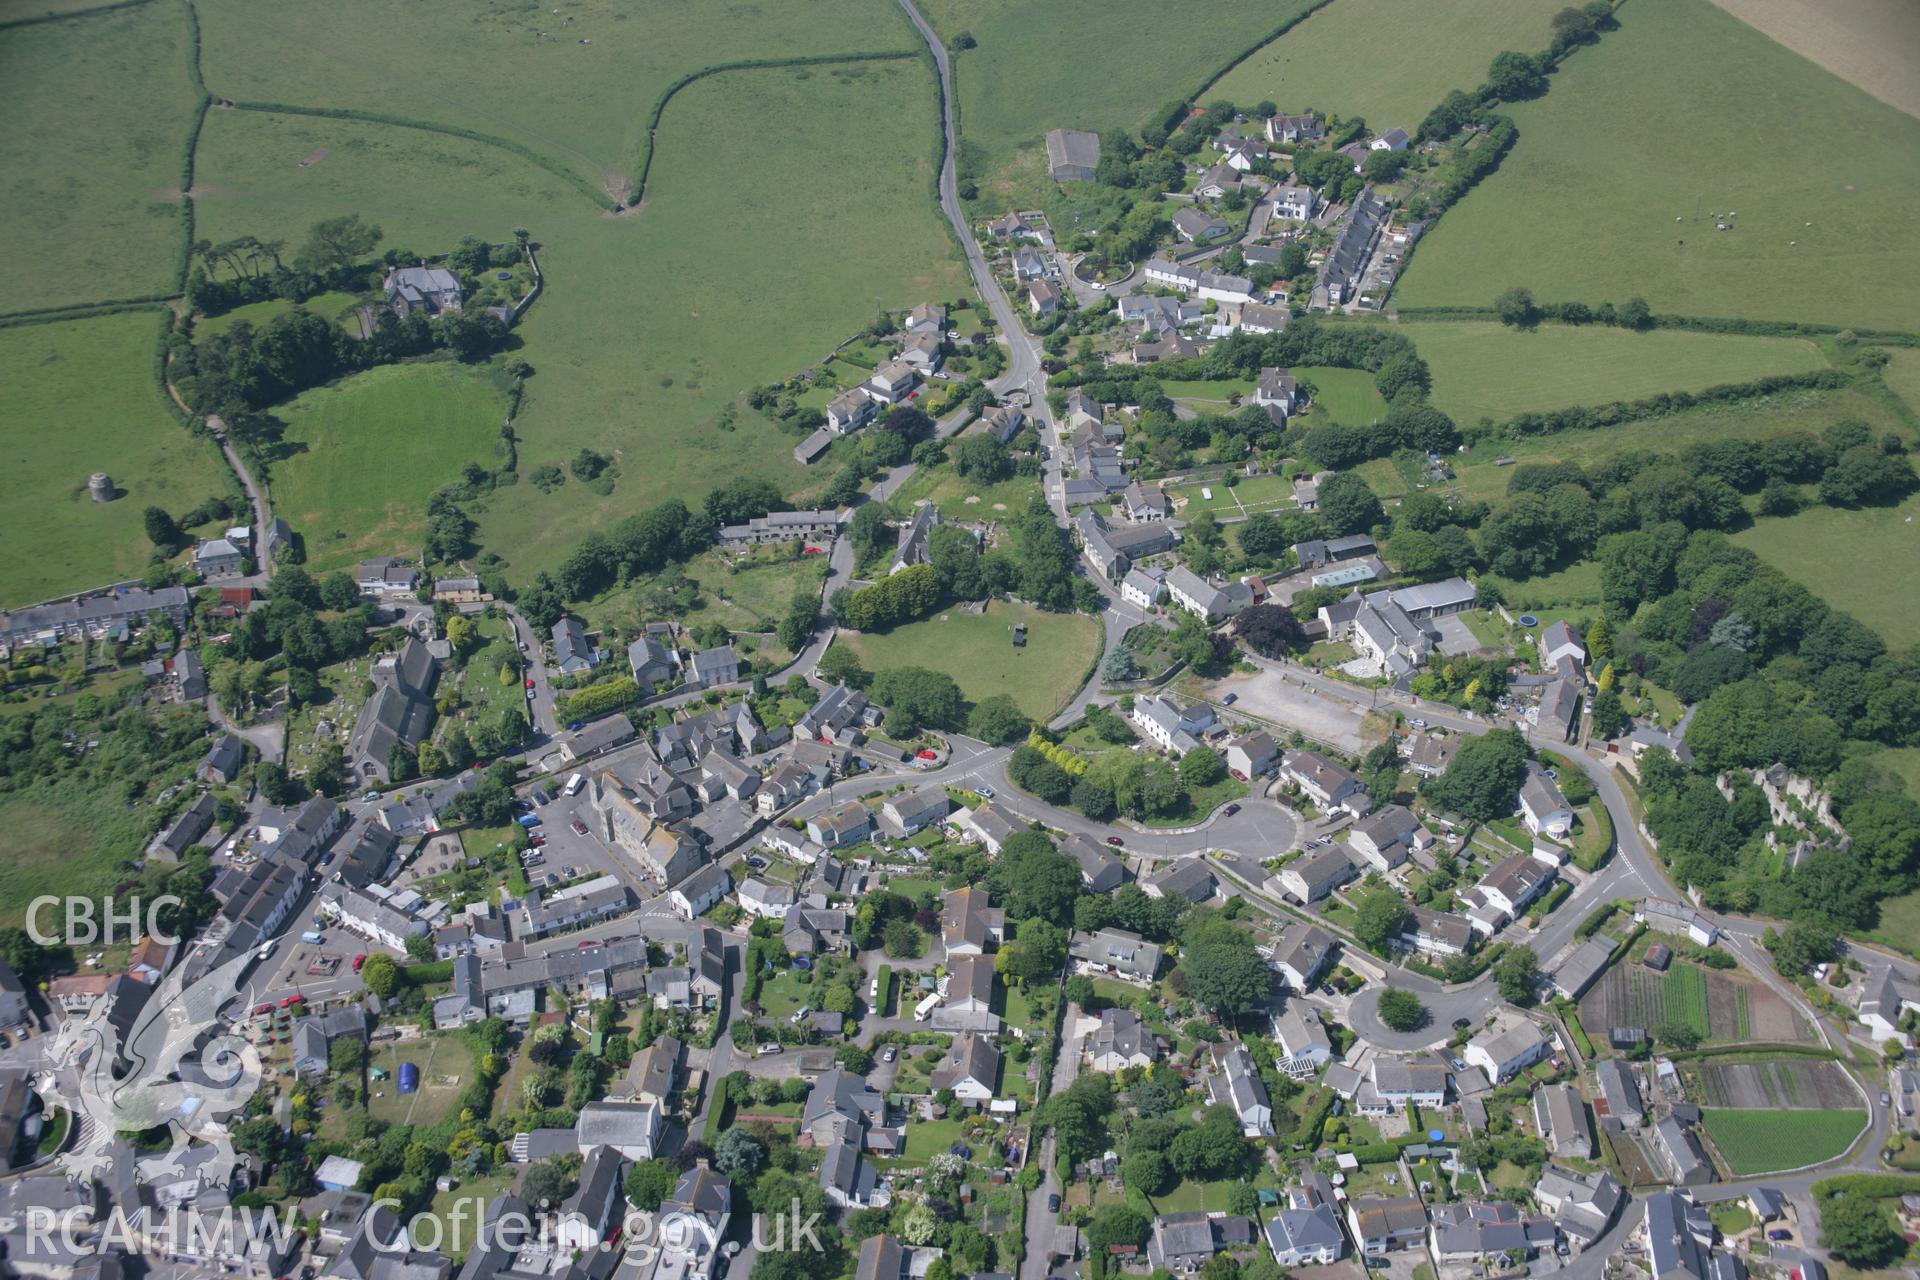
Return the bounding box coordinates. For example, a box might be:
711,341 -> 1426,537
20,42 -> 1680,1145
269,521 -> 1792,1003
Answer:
564,773 -> 584,797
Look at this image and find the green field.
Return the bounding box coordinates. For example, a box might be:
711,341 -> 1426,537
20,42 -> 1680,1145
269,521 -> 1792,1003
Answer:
920,0 -> 1316,215
269,361 -> 508,573
192,60 -> 966,580
1733,490 -> 1920,648
1297,366 -> 1387,425
0,312 -> 234,605
1403,321 -> 1828,423
1701,1108 -> 1865,1175
1884,349 -> 1920,414
839,600 -> 1099,720
0,787 -> 153,929
193,0 -> 918,192
1855,875 -> 1920,958
370,1034 -> 475,1127
1395,0 -> 1920,331
1172,473 -> 1294,518
1663,964 -> 1712,1040
884,465 -> 1043,521
0,2 -> 199,312
1211,0 -> 1561,138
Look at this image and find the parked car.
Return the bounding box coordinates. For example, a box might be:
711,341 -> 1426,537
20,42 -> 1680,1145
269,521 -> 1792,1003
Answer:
279,995 -> 303,1009
524,677 -> 535,689
917,749 -> 939,760
882,1045 -> 897,1063
1222,692 -> 1238,705
1048,1194 -> 1061,1212
1223,804 -> 1240,816
1452,1018 -> 1471,1030
528,835 -> 547,848
253,1003 -> 274,1016
746,856 -> 767,869
758,1044 -> 782,1056
568,720 -> 585,732
974,784 -> 994,799
352,954 -> 368,972
1105,836 -> 1124,847
1768,1231 -> 1792,1242
516,814 -> 541,828
571,819 -> 589,836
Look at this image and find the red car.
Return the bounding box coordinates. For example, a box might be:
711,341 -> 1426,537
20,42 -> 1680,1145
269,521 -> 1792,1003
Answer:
570,819 -> 589,836
524,677 -> 535,689
1105,836 -> 1124,847
529,834 -> 547,848
803,546 -> 826,556
917,749 -> 939,760
253,1003 -> 273,1016
352,954 -> 368,972
279,995 -> 304,1009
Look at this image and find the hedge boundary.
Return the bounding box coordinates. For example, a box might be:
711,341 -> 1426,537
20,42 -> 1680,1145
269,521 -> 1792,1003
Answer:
0,0 -> 150,32
1485,369 -> 1847,439
1393,306 -> 1920,347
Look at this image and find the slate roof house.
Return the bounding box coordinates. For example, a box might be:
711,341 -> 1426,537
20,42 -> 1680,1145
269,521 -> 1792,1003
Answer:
1087,1008 -> 1160,1071
384,266 -> 463,316
1149,1214 -> 1255,1272
1070,927 -> 1162,980
552,617 -> 599,675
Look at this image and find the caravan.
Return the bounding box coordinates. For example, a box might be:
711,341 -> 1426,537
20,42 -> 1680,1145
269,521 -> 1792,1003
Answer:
913,992 -> 942,1022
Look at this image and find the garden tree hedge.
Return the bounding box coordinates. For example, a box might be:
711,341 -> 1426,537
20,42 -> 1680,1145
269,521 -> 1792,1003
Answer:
1354,888 -> 1412,955
1495,945 -> 1541,1006
1376,989 -> 1427,1032
1235,604 -> 1305,657
1316,473 -> 1383,538
1425,728 -> 1529,822
623,1159 -> 675,1210
870,666 -> 965,732
1179,915 -> 1271,1018
1822,1195 -> 1906,1268
832,564 -> 942,631
989,832 -> 1082,928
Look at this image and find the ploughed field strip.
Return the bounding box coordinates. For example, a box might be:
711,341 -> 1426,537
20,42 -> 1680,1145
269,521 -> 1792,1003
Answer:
1686,1059 -> 1859,1109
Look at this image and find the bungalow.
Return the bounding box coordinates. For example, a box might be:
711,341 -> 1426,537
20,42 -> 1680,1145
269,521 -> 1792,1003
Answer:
1071,927 -> 1163,981
1224,732 -> 1279,780
1272,1005 -> 1333,1076
1277,846 -> 1357,904
1173,208 -> 1231,243
1145,859 -> 1218,903
807,801 -> 873,849
1346,804 -> 1433,872
930,1034 -> 1001,1105
1347,1197 -> 1428,1256
1464,1014 -> 1550,1085
864,359 -> 919,405
1279,749 -> 1366,812
1533,1083 -> 1594,1158
1271,922 -> 1337,991
355,557 -> 419,596
1370,128 -> 1410,152
1087,1008 -> 1160,1072
1406,732 -> 1457,779
1519,763 -> 1574,838
1059,834 -> 1127,894
1192,162 -> 1242,200
1265,1196 -> 1344,1266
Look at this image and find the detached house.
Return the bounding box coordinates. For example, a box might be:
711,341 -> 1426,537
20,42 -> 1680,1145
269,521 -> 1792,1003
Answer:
1347,1197 -> 1428,1257
1347,804 -> 1434,872
1071,927 -> 1162,981
1519,763 -> 1574,838
1268,183 -> 1319,223
864,359 -> 918,405
1131,693 -> 1217,753
1271,922 -> 1336,991
807,800 -> 873,849
930,1034 -> 1000,1105
384,265 -> 463,316
940,887 -> 1004,956
552,617 -> 599,675
1533,1083 -> 1594,1158
1209,1042 -> 1273,1135
1280,750 -> 1366,813
1277,846 -> 1357,904
1150,1214 -> 1256,1274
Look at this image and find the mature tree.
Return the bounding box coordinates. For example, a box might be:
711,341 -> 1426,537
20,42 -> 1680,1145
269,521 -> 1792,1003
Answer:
1588,689 -> 1630,739
1316,473 -> 1383,537
1179,746 -> 1226,788
1354,888 -> 1412,954
1426,729 -> 1529,822
1824,1195 -> 1906,1268
1377,988 -> 1427,1032
1181,918 -> 1271,1017
1485,50 -> 1548,100
623,1159 -> 675,1210
1494,286 -> 1538,327
882,918 -> 924,958
1495,945 -> 1541,1006
1763,920 -> 1840,977
968,694 -> 1030,744
999,918 -> 1069,984
1121,1148 -> 1174,1196
298,214 -> 383,273
1170,1105 -> 1255,1181
144,506 -> 182,550
871,666 -> 965,732
835,1043 -> 875,1074
817,645 -> 870,690
1236,604 -> 1305,658
953,433 -> 1013,481
522,1155 -> 582,1207
359,953 -> 399,998
1237,512 -> 1288,561
992,832 -> 1082,927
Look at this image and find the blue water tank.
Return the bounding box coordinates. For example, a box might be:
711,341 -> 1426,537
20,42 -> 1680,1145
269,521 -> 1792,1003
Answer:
398,1061 -> 420,1094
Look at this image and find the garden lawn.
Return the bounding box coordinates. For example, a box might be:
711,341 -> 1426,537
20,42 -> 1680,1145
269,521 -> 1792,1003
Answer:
0,2 -> 201,312
1404,321 -> 1828,423
841,601 -> 1099,721
1394,0 -> 1920,331
197,291 -> 365,339
1733,491 -> 1920,649
1297,366 -> 1388,426
268,361 -> 508,573
369,1035 -> 475,1127
0,312 -> 234,606
897,1115 -> 967,1164
1211,0 -> 1561,137
424,1171 -> 516,1261
1172,474 -> 1295,518
193,0 -> 918,191
190,59 -> 965,583
1701,1108 -> 1865,1174
1481,560 -> 1604,611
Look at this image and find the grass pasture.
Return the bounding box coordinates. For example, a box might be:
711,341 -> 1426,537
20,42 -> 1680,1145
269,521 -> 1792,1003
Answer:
268,361 -> 508,573
192,0 -> 919,193
0,312 -> 234,606
1296,366 -> 1387,425
0,1 -> 200,312
193,60 -> 965,581
1881,347 -> 1920,414
1733,491 -> 1920,649
884,464 -> 1042,521
839,600 -> 1099,720
1395,0 -> 1920,332
1701,1108 -> 1865,1175
1211,0 -> 1562,137
196,290 -> 366,339
1702,0 -> 1920,119
0,788 -> 150,929
1404,321 -> 1829,423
